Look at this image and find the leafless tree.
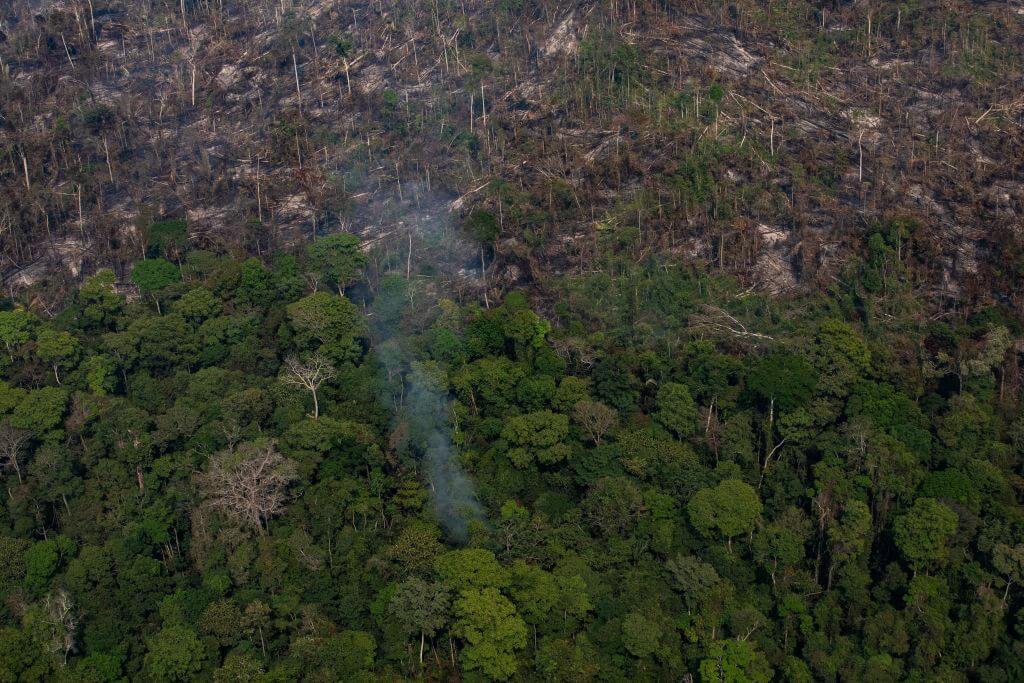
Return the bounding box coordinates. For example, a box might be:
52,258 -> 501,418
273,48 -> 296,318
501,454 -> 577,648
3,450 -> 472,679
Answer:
572,399 -> 618,445
0,420 -> 31,484
281,353 -> 335,419
197,442 -> 297,535
689,306 -> 774,343
42,588 -> 78,665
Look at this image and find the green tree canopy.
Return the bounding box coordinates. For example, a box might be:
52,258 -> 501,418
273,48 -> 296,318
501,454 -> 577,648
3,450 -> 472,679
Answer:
131,259 -> 181,314
689,479 -> 762,549
894,497 -> 958,571
451,587 -> 528,681
434,548 -> 509,591
654,381 -> 699,438
146,219 -> 188,257
35,327 -> 79,385
131,259 -> 181,294
11,387 -> 68,433
307,232 -> 366,291
501,410 -> 570,467
746,351 -> 817,412
698,639 -> 773,683
0,309 -> 36,359
144,625 -> 206,682
389,577 -> 451,639
286,291 -> 362,360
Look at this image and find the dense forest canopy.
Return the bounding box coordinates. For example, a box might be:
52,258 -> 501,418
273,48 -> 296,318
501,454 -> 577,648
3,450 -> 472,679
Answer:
0,225 -> 1022,681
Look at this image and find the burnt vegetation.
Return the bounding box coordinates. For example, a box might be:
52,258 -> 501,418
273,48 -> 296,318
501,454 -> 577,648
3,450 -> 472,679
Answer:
2,1 -> 1024,681
0,0 -> 1020,312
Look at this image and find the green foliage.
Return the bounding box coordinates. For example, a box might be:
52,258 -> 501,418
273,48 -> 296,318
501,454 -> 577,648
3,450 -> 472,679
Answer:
35,326 -> 80,380
0,309 -> 36,357
72,651 -> 125,682
82,354 -> 117,394
213,653 -> 262,682
670,153 -> 717,210
147,219 -> 187,257
307,233 -> 366,290
388,578 -> 451,639
233,258 -> 277,308
689,479 -> 762,544
0,537 -> 29,594
847,382 -> 930,457
814,319 -> 871,396
698,640 -> 773,683
23,536 -> 75,591
286,291 -> 362,359
0,626 -> 53,680
290,630 -> 376,680
593,353 -> 640,411
501,410 -> 570,467
746,351 -> 817,411
894,498 -> 958,570
174,287 -> 222,323
131,259 -> 181,294
503,308 -> 551,355
654,381 -> 698,438
553,376 -> 591,412
0,251 -> 1019,682
144,626 -> 206,682
123,314 -> 198,372
465,209 -> 500,244
435,549 -> 509,590
535,635 -> 599,682
584,475 -> 645,537
622,610 -> 662,658
579,29 -> 641,91
451,587 -> 527,680
328,35 -> 353,57
11,386 -> 68,432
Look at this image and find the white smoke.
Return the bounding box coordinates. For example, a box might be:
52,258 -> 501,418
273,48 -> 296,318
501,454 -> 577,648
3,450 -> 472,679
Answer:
366,187 -> 485,543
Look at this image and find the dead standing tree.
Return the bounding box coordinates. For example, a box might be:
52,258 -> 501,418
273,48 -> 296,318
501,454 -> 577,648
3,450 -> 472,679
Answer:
281,353 -> 336,420
196,441 -> 297,536
572,399 -> 618,445
0,420 -> 32,484
42,588 -> 79,666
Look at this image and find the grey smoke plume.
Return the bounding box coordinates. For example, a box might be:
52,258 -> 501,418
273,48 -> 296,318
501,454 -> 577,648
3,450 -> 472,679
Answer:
367,191 -> 485,543
405,362 -> 484,543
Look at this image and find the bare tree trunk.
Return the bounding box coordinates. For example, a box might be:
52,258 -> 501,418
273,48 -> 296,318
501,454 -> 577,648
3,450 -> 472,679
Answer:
20,152 -> 30,190
60,33 -> 76,69
481,246 -> 489,308
293,50 -> 303,111
103,137 -> 115,183
406,231 -> 413,279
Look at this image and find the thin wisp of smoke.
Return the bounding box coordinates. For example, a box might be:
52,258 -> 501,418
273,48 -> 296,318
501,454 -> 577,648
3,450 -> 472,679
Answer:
366,192 -> 485,543
405,363 -> 484,543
